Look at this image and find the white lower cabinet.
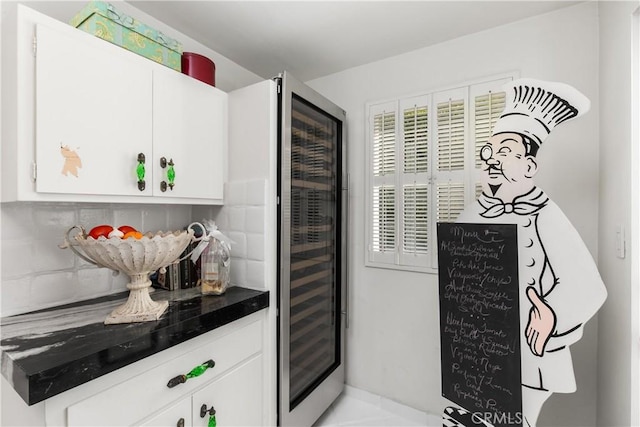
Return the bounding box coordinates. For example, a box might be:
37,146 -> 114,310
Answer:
31,312 -> 269,426
138,356 -> 263,427
191,356 -> 263,427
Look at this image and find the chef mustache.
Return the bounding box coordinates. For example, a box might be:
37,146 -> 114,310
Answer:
484,163 -> 505,176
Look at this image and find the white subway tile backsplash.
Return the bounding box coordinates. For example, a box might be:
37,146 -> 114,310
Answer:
228,231 -> 247,258
110,270 -> 130,293
212,209 -> 229,230
77,267 -> 113,297
33,239 -> 75,272
230,258 -> 247,287
1,203 -> 199,316
0,177 -> 269,316
245,207 -> 265,234
1,239 -> 34,279
112,207 -> 143,232
210,179 -> 269,291
142,207 -> 168,232
246,180 -> 266,206
227,207 -> 246,232
226,181 -> 247,206
192,206 -> 219,222
78,207 -> 111,230
32,205 -> 77,240
1,203 -> 35,239
247,233 -> 265,261
31,272 -> 77,306
246,260 -> 265,289
1,277 -> 32,317
167,205 -> 192,230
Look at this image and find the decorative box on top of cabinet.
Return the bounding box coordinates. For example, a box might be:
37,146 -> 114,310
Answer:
2,4 -> 226,205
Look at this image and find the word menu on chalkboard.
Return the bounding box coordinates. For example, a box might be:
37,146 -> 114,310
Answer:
437,222 -> 522,427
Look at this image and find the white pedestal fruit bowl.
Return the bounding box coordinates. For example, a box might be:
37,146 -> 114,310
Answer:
60,223 -> 203,324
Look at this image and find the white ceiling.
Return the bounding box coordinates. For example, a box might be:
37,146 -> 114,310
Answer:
23,1 -> 583,82
127,1 -> 582,81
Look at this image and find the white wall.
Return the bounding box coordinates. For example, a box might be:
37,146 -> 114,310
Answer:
0,1 -> 261,316
597,2 -> 639,426
308,3 -> 602,425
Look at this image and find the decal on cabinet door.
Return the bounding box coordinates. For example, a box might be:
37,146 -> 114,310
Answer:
60,144 -> 82,177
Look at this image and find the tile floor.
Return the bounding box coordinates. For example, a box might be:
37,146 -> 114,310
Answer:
313,386 -> 440,427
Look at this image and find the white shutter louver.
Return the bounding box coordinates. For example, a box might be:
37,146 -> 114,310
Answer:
437,99 -> 465,171
403,184 -> 429,254
474,91 -> 506,167
373,111 -> 396,176
372,185 -> 395,252
437,182 -> 465,222
403,105 -> 429,173
367,75 -> 514,270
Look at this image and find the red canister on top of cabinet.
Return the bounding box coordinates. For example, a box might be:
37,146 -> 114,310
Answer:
181,52 -> 215,86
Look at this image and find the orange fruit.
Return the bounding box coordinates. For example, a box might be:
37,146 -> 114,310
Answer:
123,231 -> 143,239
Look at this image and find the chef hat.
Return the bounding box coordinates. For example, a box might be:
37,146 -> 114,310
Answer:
491,78 -> 591,148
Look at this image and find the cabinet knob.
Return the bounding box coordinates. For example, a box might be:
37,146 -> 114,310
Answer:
176,418 -> 185,427
200,404 -> 217,427
200,404 -> 216,418
136,153 -> 146,191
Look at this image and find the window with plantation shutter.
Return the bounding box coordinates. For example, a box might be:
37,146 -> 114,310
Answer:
403,184 -> 429,255
436,99 -> 465,172
373,111 -> 396,176
403,105 -> 429,173
372,185 -> 396,253
366,74 -> 514,272
399,96 -> 431,266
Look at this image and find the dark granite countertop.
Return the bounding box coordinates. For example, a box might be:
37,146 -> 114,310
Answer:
0,286 -> 269,405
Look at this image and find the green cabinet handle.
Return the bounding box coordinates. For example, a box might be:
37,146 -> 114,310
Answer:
167,159 -> 175,190
136,153 -> 146,191
166,359 -> 215,388
160,157 -> 175,192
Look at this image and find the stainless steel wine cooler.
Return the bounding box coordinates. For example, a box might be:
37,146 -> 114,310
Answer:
277,71 -> 347,427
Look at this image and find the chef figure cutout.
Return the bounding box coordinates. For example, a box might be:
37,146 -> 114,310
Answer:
451,78 -> 607,427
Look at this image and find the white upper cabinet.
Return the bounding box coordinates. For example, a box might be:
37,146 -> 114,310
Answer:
152,67 -> 226,200
35,23 -> 153,197
3,5 -> 226,204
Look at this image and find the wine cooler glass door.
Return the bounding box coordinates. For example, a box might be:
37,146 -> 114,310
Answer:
278,71 -> 347,427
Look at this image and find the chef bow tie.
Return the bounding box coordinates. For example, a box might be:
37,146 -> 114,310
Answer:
478,188 -> 549,219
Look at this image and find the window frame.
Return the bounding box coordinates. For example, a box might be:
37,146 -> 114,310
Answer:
365,73 -> 517,273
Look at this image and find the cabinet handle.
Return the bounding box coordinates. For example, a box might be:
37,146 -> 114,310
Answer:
176,418 -> 185,427
200,404 -> 217,427
160,157 -> 176,191
136,153 -> 146,191
166,359 -> 215,388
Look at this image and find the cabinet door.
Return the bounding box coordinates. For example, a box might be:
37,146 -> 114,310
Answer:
140,397 -> 191,427
34,23 -> 153,196
153,68 -> 226,200
192,356 -> 263,427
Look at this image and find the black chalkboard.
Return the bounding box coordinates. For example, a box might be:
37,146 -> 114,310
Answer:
437,222 -> 522,427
